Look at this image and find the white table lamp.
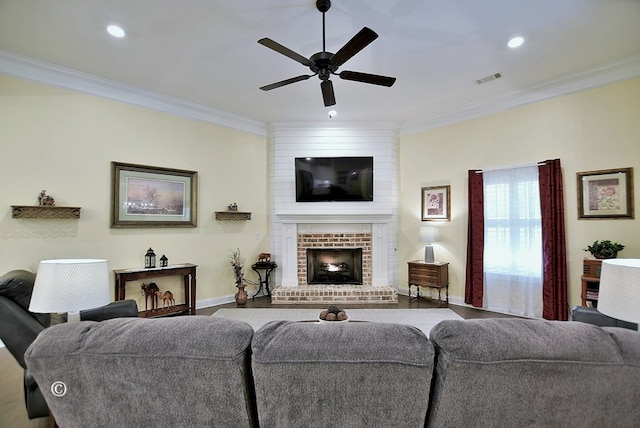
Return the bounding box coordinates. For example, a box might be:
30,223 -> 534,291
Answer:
597,259 -> 640,331
29,259 -> 111,323
419,226 -> 440,263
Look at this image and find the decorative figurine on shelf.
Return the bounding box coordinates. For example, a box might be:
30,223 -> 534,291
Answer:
140,282 -> 160,311
230,248 -> 248,305
258,252 -> 271,263
228,202 -> 238,211
156,290 -> 175,309
160,254 -> 168,267
38,190 -> 55,206
145,248 -> 156,269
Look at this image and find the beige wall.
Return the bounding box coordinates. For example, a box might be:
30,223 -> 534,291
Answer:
0,74 -> 268,308
398,77 -> 640,310
3,72 -> 639,311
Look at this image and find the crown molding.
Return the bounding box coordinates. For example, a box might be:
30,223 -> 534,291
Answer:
398,55 -> 640,136
0,50 -> 267,137
2,49 -> 639,138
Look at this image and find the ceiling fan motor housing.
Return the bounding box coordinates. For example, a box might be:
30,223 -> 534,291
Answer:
310,52 -> 337,80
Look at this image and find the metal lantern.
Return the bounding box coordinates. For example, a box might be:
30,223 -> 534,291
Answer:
145,248 -> 156,269
160,254 -> 168,267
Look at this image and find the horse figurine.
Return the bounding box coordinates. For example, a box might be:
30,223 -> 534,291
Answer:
156,290 -> 175,309
140,282 -> 160,311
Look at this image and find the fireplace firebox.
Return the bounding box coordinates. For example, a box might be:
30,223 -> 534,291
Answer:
306,248 -> 363,285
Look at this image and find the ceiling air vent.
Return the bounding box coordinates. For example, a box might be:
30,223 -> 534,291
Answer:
475,73 -> 502,85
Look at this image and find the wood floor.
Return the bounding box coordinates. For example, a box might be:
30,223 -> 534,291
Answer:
1,295 -> 514,427
198,293 -> 518,319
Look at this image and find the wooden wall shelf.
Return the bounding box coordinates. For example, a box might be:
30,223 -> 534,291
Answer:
215,211 -> 251,221
11,205 -> 81,219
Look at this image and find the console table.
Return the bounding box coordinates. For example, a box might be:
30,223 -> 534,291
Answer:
407,260 -> 449,307
114,263 -> 197,318
251,262 -> 277,298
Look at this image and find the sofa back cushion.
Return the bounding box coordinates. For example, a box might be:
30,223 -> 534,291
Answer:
25,316 -> 257,428
252,320 -> 434,428
427,318 -> 640,427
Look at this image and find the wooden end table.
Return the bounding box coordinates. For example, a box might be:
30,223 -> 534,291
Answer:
407,260 -> 449,307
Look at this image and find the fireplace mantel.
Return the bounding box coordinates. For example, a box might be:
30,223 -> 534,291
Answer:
276,211 -> 393,224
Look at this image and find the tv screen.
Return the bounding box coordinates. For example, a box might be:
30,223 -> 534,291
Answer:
295,157 -> 373,202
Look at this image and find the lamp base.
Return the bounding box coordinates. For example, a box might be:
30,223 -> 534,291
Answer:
424,245 -> 435,263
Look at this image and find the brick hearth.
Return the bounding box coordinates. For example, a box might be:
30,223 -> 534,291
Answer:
271,284 -> 398,304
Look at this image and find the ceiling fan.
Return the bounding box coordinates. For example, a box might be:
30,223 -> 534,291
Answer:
258,0 -> 397,107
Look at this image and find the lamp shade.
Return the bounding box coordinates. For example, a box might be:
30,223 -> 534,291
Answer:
597,259 -> 640,326
29,259 -> 111,313
419,226 -> 440,243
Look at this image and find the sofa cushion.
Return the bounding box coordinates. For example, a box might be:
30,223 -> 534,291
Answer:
427,318 -> 640,427
252,320 -> 434,428
25,316 -> 257,428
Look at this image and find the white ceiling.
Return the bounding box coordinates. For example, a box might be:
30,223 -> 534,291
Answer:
1,0 -> 639,134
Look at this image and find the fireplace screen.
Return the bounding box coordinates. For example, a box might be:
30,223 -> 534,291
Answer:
306,248 -> 363,285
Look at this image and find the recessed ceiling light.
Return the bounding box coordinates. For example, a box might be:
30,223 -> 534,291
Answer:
507,36 -> 525,49
328,110 -> 337,118
107,25 -> 126,38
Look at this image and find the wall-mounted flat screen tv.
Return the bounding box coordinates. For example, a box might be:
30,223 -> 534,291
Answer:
295,157 -> 373,202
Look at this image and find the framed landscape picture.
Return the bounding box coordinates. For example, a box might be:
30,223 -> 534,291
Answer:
577,167 -> 634,219
422,185 -> 451,221
111,162 -> 198,227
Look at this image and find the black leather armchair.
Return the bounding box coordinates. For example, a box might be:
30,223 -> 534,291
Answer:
572,305 -> 637,330
0,269 -> 138,419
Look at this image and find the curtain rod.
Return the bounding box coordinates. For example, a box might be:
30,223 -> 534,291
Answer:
475,161 -> 546,173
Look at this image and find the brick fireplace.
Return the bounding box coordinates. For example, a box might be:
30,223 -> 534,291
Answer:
300,234 -> 369,286
271,214 -> 398,304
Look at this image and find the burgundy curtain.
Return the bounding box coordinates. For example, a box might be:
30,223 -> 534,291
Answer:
538,159 -> 568,320
465,170 -> 484,307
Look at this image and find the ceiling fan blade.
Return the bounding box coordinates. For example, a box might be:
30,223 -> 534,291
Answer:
331,27 -> 378,68
338,70 -> 396,87
321,80 -> 336,106
260,75 -> 313,91
258,38 -> 314,67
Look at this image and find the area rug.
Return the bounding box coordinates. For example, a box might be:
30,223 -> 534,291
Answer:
211,308 -> 463,337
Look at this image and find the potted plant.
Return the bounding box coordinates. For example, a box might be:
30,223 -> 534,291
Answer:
230,248 -> 248,305
583,240 -> 625,259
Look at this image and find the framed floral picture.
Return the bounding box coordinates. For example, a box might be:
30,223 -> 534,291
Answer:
577,167 -> 634,219
421,185 -> 451,221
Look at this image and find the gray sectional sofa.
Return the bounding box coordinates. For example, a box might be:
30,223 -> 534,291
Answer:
25,316 -> 640,427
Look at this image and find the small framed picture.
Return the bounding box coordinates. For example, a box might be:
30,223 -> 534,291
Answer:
577,167 -> 634,219
422,185 -> 451,221
111,162 -> 198,228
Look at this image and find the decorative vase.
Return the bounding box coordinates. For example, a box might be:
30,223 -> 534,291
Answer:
235,286 -> 248,306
